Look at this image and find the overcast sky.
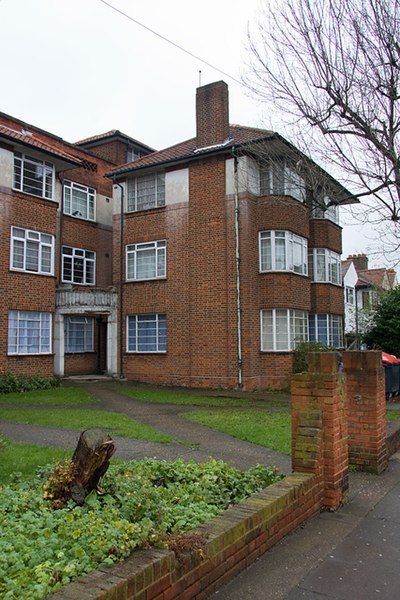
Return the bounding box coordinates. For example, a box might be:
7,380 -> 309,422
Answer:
0,0 -> 394,268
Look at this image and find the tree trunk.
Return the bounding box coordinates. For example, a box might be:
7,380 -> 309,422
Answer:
44,428 -> 115,508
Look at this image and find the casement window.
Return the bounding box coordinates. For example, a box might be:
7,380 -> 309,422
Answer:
62,246 -> 95,285
64,316 -> 94,353
64,180 -> 95,221
309,249 -> 342,285
127,147 -> 142,162
13,151 -> 54,199
259,159 -> 305,202
127,314 -> 166,352
309,314 -> 344,348
127,173 -> 165,212
126,240 -> 166,281
259,231 -> 308,275
10,226 -> 54,275
8,310 -> 51,355
311,195 -> 340,224
261,309 -> 308,352
345,286 -> 355,305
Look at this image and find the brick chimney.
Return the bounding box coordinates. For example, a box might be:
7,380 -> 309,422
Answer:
348,253 -> 369,271
196,81 -> 229,149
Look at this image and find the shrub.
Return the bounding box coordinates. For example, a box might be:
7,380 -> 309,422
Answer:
293,341 -> 332,373
0,374 -> 61,394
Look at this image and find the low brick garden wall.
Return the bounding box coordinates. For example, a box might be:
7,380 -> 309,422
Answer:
49,472 -> 322,600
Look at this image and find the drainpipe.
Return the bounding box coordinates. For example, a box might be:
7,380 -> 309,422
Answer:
114,180 -> 124,379
232,148 -> 243,388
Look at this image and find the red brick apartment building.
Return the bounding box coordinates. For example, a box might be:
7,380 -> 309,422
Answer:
0,81 -> 354,390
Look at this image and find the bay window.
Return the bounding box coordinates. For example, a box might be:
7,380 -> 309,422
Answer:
309,249 -> 341,285
309,314 -> 344,348
259,230 -> 307,275
261,309 -> 308,351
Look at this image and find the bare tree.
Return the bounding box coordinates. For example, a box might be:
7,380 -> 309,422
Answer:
245,0 -> 400,250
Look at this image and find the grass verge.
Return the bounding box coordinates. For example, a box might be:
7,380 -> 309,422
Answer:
0,408 -> 174,442
116,385 -> 288,407
1,437 -> 71,484
182,409 -> 292,454
0,387 -> 96,406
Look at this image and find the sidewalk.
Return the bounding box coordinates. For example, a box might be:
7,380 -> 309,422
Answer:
2,381 -> 400,599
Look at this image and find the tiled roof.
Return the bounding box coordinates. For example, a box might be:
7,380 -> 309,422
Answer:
0,124 -> 81,165
357,268 -> 388,288
108,125 -> 274,176
76,129 -> 155,152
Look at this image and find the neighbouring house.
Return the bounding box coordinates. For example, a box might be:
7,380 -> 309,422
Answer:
0,80 -> 356,390
342,253 -> 398,344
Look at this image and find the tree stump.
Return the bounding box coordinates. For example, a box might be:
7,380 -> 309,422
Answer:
44,428 -> 115,508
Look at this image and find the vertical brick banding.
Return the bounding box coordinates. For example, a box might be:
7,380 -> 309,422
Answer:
196,81 -> 229,148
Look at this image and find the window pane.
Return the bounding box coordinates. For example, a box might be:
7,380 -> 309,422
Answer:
8,311 -> 51,354
275,310 -> 289,350
261,310 -> 274,351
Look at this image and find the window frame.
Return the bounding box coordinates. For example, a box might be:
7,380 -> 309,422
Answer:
259,230 -> 308,276
126,314 -> 166,353
126,240 -> 166,281
10,226 -> 54,276
259,159 -> 305,202
309,314 -> 344,348
345,286 -> 355,305
61,246 -> 96,286
13,151 -> 54,199
260,308 -> 309,352
63,180 -> 96,221
64,316 -> 94,353
310,248 -> 342,286
127,172 -> 166,213
8,310 -> 52,355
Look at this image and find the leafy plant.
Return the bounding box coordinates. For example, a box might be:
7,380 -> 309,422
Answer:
0,374 -> 60,394
292,341 -> 333,374
0,458 -> 282,599
363,287 -> 400,357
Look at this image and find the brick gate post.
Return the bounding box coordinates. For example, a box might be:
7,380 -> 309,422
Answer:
291,352 -> 348,510
343,351 -> 388,474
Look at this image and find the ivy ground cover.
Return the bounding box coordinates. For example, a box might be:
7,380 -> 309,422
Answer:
1,458 -> 282,599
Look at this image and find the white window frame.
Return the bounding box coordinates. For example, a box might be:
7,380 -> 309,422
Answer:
311,196 -> 340,224
127,172 -> 166,212
260,309 -> 309,352
126,314 -> 166,353
13,151 -> 54,199
259,159 -> 305,202
64,316 -> 94,353
10,226 -> 54,275
62,246 -> 96,285
259,230 -> 308,276
126,240 -> 166,281
63,180 -> 96,221
8,310 -> 52,355
310,248 -> 342,285
309,314 -> 344,348
345,286 -> 355,305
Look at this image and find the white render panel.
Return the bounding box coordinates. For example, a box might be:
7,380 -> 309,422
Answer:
96,192 -> 113,226
165,168 -> 188,205
0,147 -> 13,187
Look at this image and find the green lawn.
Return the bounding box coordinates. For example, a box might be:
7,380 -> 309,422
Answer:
0,437 -> 71,484
117,385 -> 288,407
0,408 -> 174,442
0,387 -> 96,406
386,409 -> 400,420
183,409 -> 292,455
